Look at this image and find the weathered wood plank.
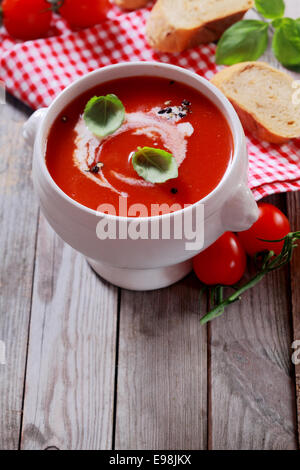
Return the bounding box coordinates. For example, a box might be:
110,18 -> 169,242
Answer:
0,96 -> 37,450
115,274 -> 208,450
209,196 -> 298,449
20,214 -> 118,450
287,192 -> 300,447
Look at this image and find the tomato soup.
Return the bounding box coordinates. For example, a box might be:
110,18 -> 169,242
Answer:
45,76 -> 233,216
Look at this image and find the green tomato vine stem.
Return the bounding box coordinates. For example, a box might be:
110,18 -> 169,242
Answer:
46,0 -> 64,12
200,232 -> 300,325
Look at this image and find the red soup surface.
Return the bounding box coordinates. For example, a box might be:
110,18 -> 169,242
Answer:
46,76 -> 233,216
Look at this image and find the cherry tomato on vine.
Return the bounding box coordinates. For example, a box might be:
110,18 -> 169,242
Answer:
193,232 -> 247,286
1,0 -> 52,40
237,203 -> 291,256
59,0 -> 110,29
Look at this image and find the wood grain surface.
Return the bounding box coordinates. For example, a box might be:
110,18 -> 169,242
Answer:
20,215 -> 119,450
209,223 -> 298,449
0,96 -> 35,449
115,275 -> 208,450
0,0 -> 299,450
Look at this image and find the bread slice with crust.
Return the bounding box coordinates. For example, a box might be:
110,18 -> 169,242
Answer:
211,61 -> 300,144
114,0 -> 150,9
146,0 -> 254,53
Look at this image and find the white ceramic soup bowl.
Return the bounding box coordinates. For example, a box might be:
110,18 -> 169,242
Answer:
24,62 -> 258,291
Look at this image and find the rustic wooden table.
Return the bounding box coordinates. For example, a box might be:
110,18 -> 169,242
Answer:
0,0 -> 300,451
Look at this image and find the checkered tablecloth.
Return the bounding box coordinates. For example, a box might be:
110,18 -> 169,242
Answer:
1,2 -> 299,201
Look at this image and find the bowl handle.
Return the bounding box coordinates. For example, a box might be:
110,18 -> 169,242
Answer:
221,183 -> 259,232
23,108 -> 47,146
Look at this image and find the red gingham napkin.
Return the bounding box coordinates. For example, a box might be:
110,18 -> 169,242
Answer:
1,3 -> 299,201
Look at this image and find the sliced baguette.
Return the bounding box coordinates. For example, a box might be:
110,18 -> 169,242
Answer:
211,62 -> 300,144
146,0 -> 253,53
114,0 -> 150,9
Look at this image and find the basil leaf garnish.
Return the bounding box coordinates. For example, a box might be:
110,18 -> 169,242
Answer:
132,147 -> 178,184
216,20 -> 269,66
84,94 -> 125,138
272,18 -> 300,69
255,0 -> 285,20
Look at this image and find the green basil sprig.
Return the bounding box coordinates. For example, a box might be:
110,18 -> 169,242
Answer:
132,147 -> 178,184
216,0 -> 300,70
200,232 -> 300,325
272,17 -> 300,70
84,94 -> 125,138
216,20 -> 269,65
255,0 -> 285,20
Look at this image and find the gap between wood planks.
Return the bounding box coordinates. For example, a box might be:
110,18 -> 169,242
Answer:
287,192 -> 300,447
111,288 -> 122,450
17,209 -> 40,450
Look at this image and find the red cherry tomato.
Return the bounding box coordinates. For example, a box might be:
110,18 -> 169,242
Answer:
2,0 -> 52,40
237,203 -> 291,256
59,0 -> 110,29
193,232 -> 247,286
